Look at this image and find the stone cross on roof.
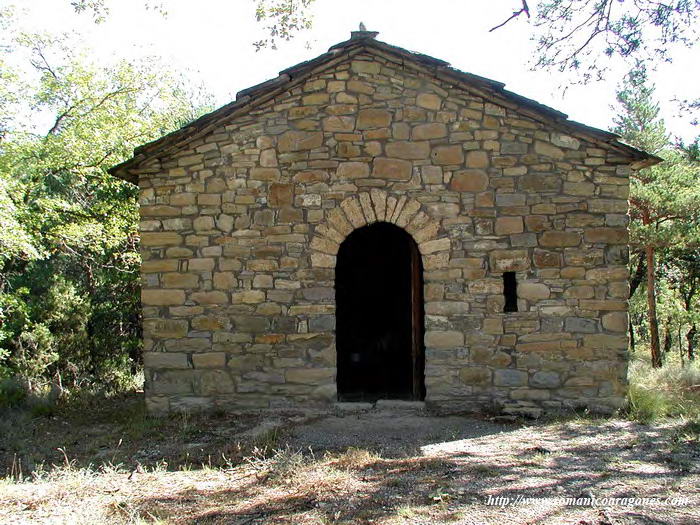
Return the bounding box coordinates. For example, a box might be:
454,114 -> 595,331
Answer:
351,22 -> 379,40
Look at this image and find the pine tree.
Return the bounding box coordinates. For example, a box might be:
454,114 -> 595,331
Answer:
612,65 -> 700,367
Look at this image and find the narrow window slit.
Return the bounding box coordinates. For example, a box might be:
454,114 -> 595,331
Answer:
503,272 -> 518,313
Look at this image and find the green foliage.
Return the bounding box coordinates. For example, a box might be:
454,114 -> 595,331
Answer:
532,0 -> 700,81
0,377 -> 28,408
253,0 -> 315,51
0,20 -> 212,394
612,64 -> 700,368
613,65 -> 700,248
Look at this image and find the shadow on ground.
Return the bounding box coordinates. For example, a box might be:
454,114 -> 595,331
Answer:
121,414 -> 698,525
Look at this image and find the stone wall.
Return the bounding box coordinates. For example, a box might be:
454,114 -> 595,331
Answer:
135,49 -> 631,416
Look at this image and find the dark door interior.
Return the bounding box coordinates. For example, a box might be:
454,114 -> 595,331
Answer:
335,221 -> 425,402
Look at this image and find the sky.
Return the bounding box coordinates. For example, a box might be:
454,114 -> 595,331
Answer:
6,0 -> 700,141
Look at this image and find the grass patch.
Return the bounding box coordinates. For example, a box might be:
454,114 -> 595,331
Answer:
328,447 -> 381,470
627,359 -> 700,423
245,445 -> 310,483
0,389 -> 262,480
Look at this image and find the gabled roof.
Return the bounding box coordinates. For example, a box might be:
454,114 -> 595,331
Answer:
109,31 -> 660,183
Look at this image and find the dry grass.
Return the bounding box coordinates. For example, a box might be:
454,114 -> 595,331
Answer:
0,392 -> 264,480
1,394 -> 699,524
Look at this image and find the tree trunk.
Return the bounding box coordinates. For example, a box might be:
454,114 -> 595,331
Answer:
629,320 -> 636,353
663,321 -> 672,355
627,251 -> 645,355
688,325 -> 697,361
629,251 -> 646,297
646,245 -> 662,368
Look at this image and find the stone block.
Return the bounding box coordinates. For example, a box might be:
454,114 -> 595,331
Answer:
495,193 -> 526,206
199,370 -> 235,395
322,115 -> 356,132
372,158 -> 412,180
213,272 -> 237,290
142,259 -> 178,273
412,122 -> 447,140
431,145 -> 464,165
260,148 -> 278,167
151,371 -> 194,395
425,331 -> 464,348
357,109 -> 392,129
465,150 -> 489,168
459,367 -> 492,386
489,250 -> 530,272
483,318 -> 503,334
520,174 -> 561,192
517,282 -> 550,300
191,291 -> 228,304
533,249 -> 561,268
534,141 -> 564,159
602,312 -> 628,332
450,170 -> 489,192
495,216 -> 523,235
144,352 -> 190,369
539,231 -> 581,247
269,183 -> 294,207
159,270 -> 200,288
192,315 -> 225,331
351,60 -> 380,74
140,206 -> 181,217
530,371 -> 561,388
347,80 -> 374,94
494,369 -> 528,387
143,319 -> 188,338
564,317 -> 598,333
142,289 -> 185,306
278,131 -> 323,152
564,285 -> 594,299
551,133 -> 580,149
419,237 -> 450,255
385,141 -> 430,159
416,93 -> 442,110
140,232 -> 182,247
579,300 -> 627,311
337,162 -> 369,179
584,228 -> 629,244
286,368 -> 335,385
192,352 -> 226,368
232,290 -> 266,304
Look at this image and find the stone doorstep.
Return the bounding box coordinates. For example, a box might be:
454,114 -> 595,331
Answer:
333,400 -> 427,413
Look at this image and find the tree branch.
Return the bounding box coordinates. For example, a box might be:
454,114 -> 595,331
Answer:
489,0 -> 530,32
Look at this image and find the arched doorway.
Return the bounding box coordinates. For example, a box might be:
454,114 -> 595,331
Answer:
335,222 -> 425,402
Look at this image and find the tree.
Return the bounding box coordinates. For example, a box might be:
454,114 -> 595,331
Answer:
0,25 -> 212,390
493,1 -> 700,82
612,65 -> 700,367
663,249 -> 700,361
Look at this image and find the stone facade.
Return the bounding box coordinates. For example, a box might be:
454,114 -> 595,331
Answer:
113,34 -> 656,416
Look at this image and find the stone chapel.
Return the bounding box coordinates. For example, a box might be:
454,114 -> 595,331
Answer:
110,30 -> 659,416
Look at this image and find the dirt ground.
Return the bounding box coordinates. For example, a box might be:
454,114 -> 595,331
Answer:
1,395 -> 698,524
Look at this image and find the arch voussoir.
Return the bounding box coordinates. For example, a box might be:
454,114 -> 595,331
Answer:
340,196 -> 366,229
395,199 -> 421,227
413,220 -> 441,245
327,207 -> 353,237
370,189 -> 387,221
358,192 -> 375,223
310,191 -> 449,268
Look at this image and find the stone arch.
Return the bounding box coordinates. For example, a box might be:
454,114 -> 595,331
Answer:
309,190 -> 450,269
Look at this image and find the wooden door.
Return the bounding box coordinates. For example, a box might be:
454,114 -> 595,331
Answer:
409,240 -> 425,400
